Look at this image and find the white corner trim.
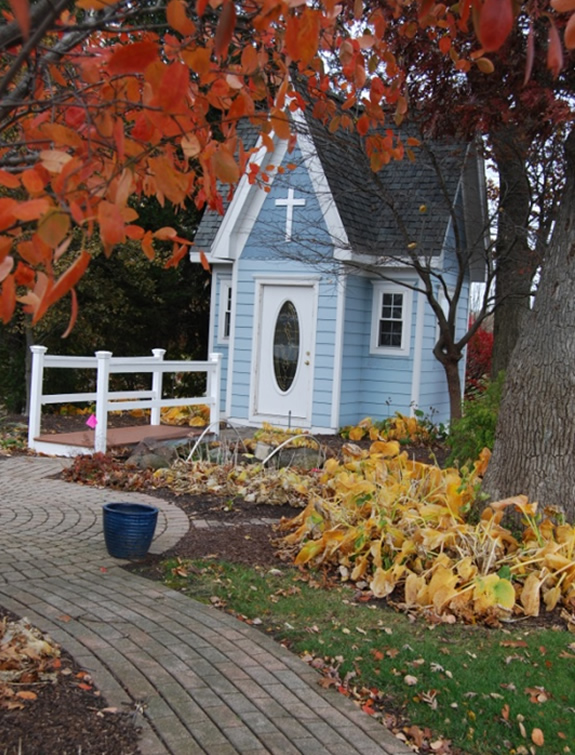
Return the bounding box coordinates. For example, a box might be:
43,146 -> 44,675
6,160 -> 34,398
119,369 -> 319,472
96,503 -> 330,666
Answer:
410,291 -> 426,413
293,110 -> 350,251
330,276 -> 347,431
224,263 -> 240,418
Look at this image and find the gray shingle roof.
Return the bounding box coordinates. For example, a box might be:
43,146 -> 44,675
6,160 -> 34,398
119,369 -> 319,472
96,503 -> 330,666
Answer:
301,110 -> 469,260
193,109 -> 483,267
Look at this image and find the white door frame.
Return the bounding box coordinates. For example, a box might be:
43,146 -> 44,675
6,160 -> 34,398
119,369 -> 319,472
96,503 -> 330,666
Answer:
249,276 -> 319,428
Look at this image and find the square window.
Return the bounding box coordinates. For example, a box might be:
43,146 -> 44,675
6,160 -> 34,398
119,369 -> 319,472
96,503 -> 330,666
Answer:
371,284 -> 412,357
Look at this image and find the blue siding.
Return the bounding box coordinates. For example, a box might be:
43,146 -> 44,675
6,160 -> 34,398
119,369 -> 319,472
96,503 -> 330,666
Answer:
416,237 -> 470,426
339,276 -> 371,426
339,275 -> 419,428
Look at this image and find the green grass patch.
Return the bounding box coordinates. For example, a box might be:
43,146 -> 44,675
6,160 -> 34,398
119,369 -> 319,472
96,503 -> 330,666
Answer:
160,558 -> 574,755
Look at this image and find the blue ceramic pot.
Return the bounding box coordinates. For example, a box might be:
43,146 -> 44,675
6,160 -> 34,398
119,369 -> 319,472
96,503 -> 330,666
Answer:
102,502 -> 158,559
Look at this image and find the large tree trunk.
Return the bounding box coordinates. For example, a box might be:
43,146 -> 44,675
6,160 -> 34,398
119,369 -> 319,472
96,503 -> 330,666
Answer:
482,130 -> 575,519
490,128 -> 536,377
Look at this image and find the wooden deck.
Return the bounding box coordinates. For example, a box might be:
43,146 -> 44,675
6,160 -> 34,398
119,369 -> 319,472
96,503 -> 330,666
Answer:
35,424 -> 200,450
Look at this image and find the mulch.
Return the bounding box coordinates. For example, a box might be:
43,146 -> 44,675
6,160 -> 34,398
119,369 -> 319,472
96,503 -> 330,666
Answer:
0,607 -> 141,755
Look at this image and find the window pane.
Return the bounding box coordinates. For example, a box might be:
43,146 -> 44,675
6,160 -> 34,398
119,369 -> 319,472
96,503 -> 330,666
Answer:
273,301 -> 300,392
379,320 -> 402,347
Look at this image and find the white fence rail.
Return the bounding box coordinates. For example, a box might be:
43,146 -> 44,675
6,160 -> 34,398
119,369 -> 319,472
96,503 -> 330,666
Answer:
28,346 -> 221,454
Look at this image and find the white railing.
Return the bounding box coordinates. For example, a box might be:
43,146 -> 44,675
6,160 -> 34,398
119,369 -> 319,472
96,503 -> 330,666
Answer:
28,346 -> 221,454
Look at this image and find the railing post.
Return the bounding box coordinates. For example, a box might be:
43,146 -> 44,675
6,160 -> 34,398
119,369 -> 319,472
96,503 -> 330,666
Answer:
95,351 -> 112,454
150,348 -> 166,426
28,345 -> 48,450
208,352 -> 221,435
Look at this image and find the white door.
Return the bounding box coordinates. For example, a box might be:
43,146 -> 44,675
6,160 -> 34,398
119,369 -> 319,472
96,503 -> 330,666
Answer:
252,283 -> 316,427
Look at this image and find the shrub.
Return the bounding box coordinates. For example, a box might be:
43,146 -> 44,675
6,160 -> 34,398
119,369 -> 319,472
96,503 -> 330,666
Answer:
465,323 -> 494,395
447,372 -> 505,467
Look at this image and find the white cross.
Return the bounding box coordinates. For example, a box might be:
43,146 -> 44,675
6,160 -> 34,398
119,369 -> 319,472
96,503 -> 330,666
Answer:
275,188 -> 306,241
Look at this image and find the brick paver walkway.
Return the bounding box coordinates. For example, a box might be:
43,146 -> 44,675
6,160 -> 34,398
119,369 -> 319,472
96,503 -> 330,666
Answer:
0,455 -> 411,755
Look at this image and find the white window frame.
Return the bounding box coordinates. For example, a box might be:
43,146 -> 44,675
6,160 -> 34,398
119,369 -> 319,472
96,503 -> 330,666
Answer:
370,282 -> 413,357
218,280 -> 233,343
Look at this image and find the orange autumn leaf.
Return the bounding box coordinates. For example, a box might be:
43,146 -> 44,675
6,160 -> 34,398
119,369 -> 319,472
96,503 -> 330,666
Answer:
547,21 -> 564,77
0,255 -> 13,282
98,201 -> 125,251
478,0 -> 513,51
9,0 -> 30,40
551,0 -> 575,10
0,274 -> 16,323
154,62 -> 190,112
291,7 -> 321,65
566,13 -> 575,50
212,148 -> 240,183
108,40 -> 159,75
0,169 -> 21,189
13,198 -> 51,222
33,250 -> 90,323
61,288 -> 78,338
37,210 -> 71,248
15,690 -> 37,701
270,109 -> 291,140
21,169 -> 46,194
199,250 -> 210,271
166,0 -> 195,36
165,243 -> 188,268
214,0 -> 236,59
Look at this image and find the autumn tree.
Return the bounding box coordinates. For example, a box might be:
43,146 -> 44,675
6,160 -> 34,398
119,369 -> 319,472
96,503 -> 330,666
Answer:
1,0 -> 575,511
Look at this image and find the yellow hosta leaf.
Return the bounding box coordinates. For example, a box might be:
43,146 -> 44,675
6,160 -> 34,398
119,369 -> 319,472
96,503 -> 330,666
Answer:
428,565 -> 458,611
351,552 -> 370,581
421,528 -> 456,551
543,585 -> 562,612
544,552 -> 573,571
521,572 -> 541,617
473,574 -> 515,613
405,572 -> 426,606
370,566 -> 397,598
189,415 -> 207,426
490,495 -> 537,517
445,474 -> 467,517
295,538 -> 325,566
555,524 -> 575,545
456,557 -> 478,582
369,440 -> 400,457
348,426 -> 366,441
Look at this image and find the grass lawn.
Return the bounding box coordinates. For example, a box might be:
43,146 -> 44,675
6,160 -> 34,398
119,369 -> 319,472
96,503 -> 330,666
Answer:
160,558 -> 575,755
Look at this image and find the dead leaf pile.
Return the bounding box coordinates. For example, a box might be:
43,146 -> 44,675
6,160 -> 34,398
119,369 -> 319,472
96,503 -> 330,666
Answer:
160,404 -> 210,427
155,459 -> 316,505
342,414 -> 436,445
0,616 -> 61,709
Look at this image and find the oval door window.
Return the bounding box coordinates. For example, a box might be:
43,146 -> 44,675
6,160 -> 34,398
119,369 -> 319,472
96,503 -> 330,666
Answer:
273,301 -> 300,392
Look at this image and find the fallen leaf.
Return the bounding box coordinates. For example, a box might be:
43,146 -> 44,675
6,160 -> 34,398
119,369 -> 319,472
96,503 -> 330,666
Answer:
15,690 -> 37,700
531,728 -> 544,746
404,674 -> 418,686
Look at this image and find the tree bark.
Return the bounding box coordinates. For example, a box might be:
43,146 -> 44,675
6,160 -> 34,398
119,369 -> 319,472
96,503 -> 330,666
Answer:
433,341 -> 464,421
490,128 -> 535,377
482,129 -> 575,519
